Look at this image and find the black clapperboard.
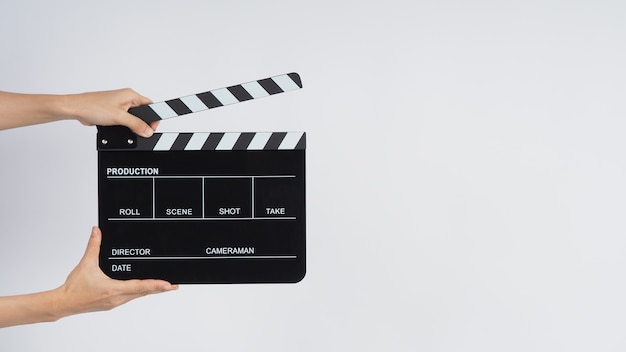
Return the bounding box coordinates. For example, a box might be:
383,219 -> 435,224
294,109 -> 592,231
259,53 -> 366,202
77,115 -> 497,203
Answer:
97,73 -> 305,284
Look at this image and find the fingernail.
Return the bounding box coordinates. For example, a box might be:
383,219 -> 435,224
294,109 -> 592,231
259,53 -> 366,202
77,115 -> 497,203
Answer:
162,283 -> 178,291
144,126 -> 154,138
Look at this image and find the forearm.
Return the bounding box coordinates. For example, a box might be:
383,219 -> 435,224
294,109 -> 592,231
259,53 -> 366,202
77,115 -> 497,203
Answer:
0,92 -> 75,130
0,289 -> 63,328
0,89 -> 157,137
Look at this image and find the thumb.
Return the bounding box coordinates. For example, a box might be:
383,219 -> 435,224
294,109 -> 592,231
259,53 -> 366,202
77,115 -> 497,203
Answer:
124,114 -> 155,138
82,226 -> 103,263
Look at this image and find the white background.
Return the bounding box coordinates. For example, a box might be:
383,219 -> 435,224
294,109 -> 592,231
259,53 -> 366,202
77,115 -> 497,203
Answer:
1,1 -> 625,350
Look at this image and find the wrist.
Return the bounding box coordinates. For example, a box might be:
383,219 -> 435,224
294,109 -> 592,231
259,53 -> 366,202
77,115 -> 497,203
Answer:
56,93 -> 79,120
45,286 -> 69,323
28,93 -> 77,124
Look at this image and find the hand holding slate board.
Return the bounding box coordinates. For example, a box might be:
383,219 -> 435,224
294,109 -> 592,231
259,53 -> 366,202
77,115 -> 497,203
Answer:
97,73 -> 305,284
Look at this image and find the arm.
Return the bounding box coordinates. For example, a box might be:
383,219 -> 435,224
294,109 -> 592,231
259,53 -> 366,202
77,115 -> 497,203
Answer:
0,227 -> 177,328
0,89 -> 158,137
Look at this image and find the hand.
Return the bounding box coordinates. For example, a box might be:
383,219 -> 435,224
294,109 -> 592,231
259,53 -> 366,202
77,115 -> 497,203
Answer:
0,227 -> 177,328
52,227 -> 177,317
67,89 -> 159,138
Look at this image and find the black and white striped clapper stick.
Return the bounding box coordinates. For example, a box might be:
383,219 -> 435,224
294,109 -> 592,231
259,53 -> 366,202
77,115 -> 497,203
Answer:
128,73 -> 302,123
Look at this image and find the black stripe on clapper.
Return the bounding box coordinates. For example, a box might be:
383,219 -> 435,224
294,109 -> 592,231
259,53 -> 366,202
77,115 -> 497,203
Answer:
227,85 -> 253,102
258,78 -> 283,95
288,73 -> 303,88
202,133 -> 224,150
129,105 -> 161,123
166,99 -> 192,116
170,133 -> 193,151
137,133 -> 161,150
233,133 -> 255,150
196,91 -> 223,109
264,132 -> 287,150
294,133 -> 306,150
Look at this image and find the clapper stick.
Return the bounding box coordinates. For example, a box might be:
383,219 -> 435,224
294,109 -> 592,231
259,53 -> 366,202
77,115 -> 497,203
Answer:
129,72 -> 302,123
98,72 -> 302,148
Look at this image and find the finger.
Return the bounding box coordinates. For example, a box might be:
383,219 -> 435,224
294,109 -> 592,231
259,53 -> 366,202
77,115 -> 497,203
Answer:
123,113 -> 154,138
149,120 -> 160,132
121,88 -> 152,108
82,226 -> 102,263
132,93 -> 153,107
119,279 -> 179,296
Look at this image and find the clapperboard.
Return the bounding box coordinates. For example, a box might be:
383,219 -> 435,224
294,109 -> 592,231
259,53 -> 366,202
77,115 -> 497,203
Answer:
97,73 -> 305,284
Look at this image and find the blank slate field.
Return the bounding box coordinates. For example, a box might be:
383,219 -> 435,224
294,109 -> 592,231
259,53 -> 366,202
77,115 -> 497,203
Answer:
106,179 -> 153,219
254,177 -> 298,218
155,178 -> 203,218
204,178 -> 252,218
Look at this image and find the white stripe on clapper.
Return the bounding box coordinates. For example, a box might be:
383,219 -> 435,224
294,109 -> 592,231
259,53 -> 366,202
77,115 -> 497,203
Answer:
184,132 -> 210,150
247,132 -> 272,150
278,132 -> 304,150
272,74 -> 300,92
211,88 -> 239,106
242,81 -> 270,99
216,132 -> 241,150
180,95 -> 208,113
153,133 -> 179,151
149,101 -> 179,120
